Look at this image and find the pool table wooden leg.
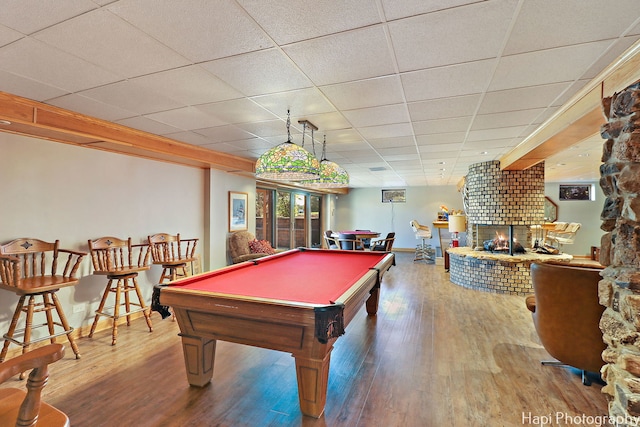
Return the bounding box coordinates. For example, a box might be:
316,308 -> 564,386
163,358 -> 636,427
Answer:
179,334 -> 216,387
365,285 -> 380,315
294,350 -> 332,418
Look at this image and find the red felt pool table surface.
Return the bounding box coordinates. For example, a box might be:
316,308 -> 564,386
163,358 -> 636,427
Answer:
168,248 -> 389,304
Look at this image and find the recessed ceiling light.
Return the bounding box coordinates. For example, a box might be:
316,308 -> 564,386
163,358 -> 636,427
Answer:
438,161 -> 446,165
0,120 -> 11,125
480,151 -> 488,155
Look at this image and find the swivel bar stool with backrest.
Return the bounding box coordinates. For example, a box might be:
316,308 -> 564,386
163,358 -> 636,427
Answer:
0,238 -> 84,366
88,236 -> 153,345
148,233 -> 198,285
410,220 -> 434,262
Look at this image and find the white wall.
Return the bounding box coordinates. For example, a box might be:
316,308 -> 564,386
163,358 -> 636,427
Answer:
0,132 -> 247,336
544,182 -> 604,257
334,186 -> 465,252
335,183 -> 605,258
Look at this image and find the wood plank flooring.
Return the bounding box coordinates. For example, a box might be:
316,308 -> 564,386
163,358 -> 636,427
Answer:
0,252 -> 608,426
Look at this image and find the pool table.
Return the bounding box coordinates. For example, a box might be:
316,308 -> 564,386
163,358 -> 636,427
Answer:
155,248 -> 395,418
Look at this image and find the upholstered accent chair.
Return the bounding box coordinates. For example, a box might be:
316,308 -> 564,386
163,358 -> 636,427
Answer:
526,262 -> 606,385
228,231 -> 269,264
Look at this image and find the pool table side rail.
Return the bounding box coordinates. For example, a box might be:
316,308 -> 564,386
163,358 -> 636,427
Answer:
158,252 -> 394,352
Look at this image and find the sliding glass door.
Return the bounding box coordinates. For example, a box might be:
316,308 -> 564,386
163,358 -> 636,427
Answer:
260,189 -> 323,250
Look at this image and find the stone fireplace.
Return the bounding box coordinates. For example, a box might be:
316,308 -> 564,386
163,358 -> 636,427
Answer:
447,160 -> 571,295
598,79 -> 640,424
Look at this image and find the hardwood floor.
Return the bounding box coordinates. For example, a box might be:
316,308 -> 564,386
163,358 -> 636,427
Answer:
0,252 -> 608,426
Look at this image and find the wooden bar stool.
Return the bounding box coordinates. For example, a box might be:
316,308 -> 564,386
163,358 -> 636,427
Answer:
148,233 -> 198,284
88,237 -> 153,345
0,238 -> 85,365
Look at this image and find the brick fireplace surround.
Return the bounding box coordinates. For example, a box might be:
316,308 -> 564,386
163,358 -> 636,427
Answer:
599,79 -> 640,424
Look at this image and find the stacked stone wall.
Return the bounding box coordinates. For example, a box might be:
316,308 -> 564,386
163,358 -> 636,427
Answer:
599,79 -> 640,425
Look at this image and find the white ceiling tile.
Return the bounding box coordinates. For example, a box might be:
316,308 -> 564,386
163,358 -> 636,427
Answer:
145,107 -> 227,131
0,25 -> 22,47
294,112 -> 350,133
324,128 -> 364,144
489,40 -> 615,91
377,146 -> 418,156
413,117 -> 473,135
471,109 -> 546,130
283,26 -> 396,86
467,126 -> 529,142
320,76 -> 405,110
116,116 -> 183,136
418,143 -> 464,153
196,99 -> 278,125
342,104 -> 410,128
0,1 -> 98,34
164,131 -> 217,146
80,80 -> 183,115
389,0 -> 518,71
251,87 -> 337,118
583,36 -> 640,80
47,94 -> 136,121
34,10 -> 190,78
236,119 -> 287,139
0,70 -> 68,101
358,123 -> 413,140
131,66 -> 243,106
0,38 -> 120,92
416,133 -> 465,145
478,82 -> 572,115
108,0 -> 273,62
381,0 -> 483,21
194,125 -> 257,143
402,59 -> 496,102
202,49 -> 313,97
408,95 -> 482,122
503,0 -> 640,55
368,136 -> 416,149
238,0 -> 381,45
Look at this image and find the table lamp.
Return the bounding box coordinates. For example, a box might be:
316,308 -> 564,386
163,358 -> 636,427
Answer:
448,215 -> 466,247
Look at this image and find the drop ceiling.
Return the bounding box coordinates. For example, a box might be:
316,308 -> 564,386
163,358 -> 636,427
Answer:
0,0 -> 639,187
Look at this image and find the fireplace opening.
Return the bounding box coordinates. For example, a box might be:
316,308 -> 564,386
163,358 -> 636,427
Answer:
483,231 -> 525,254
472,225 -> 529,255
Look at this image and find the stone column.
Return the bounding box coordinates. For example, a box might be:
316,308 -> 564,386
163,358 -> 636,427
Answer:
599,79 -> 640,425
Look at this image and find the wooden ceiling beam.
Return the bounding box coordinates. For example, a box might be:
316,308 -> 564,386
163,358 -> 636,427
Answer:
0,91 -> 255,173
500,40 -> 640,171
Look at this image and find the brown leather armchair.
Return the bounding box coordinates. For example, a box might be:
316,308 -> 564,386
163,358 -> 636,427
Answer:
228,231 -> 269,264
526,262 -> 606,385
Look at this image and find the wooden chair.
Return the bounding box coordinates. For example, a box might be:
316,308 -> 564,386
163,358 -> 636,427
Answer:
148,233 -> 198,284
0,238 -> 84,365
337,233 -> 364,251
0,343 -> 68,426
371,232 -> 396,252
88,237 -> 153,345
323,231 -> 339,249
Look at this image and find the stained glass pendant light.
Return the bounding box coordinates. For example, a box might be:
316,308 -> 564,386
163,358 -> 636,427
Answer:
255,110 -> 320,181
303,135 -> 349,188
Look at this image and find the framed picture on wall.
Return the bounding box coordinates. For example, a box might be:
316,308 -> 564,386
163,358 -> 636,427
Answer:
381,189 -> 406,203
229,191 -> 248,232
559,184 -> 592,201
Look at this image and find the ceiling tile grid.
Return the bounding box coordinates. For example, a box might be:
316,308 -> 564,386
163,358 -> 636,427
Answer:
0,0 -> 639,187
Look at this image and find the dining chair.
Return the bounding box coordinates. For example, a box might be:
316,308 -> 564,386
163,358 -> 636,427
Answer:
371,232 -> 396,252
337,233 -> 363,251
323,231 -> 339,249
